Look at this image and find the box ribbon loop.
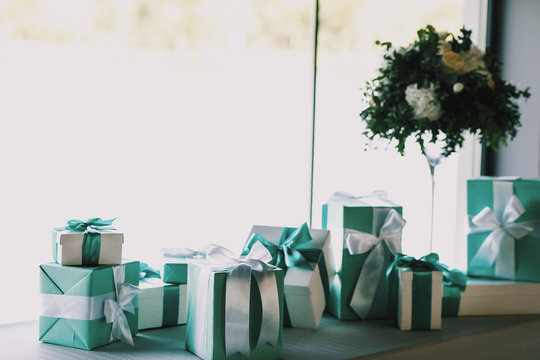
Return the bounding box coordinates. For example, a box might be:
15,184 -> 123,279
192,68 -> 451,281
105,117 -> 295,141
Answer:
104,265 -> 141,346
470,194 -> 535,279
65,218 -> 116,265
205,242 -> 280,357
344,209 -> 405,319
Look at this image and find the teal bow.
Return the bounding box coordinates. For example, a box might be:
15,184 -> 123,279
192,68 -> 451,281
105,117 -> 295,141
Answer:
65,218 -> 117,265
387,253 -> 467,291
139,263 -> 161,279
242,223 -> 316,270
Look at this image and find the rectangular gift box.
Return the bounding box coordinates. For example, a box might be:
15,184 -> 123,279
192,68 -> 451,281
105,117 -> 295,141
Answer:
443,278 -> 540,316
138,277 -> 187,330
39,260 -> 139,350
162,262 -> 188,284
185,262 -> 284,360
247,225 -> 332,329
52,228 -> 124,266
322,192 -> 403,320
467,177 -> 540,281
398,269 -> 442,330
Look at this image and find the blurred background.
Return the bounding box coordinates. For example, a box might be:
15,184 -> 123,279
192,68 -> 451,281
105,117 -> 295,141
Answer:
0,0 -> 479,323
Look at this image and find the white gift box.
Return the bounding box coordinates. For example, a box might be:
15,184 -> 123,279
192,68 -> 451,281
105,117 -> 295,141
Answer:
452,279 -> 540,316
248,225 -> 332,329
52,229 -> 123,266
138,277 -> 187,330
398,269 -> 443,330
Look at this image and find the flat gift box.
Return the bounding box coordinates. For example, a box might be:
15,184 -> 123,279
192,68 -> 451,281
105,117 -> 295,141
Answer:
185,261 -> 284,360
247,225 -> 332,329
39,260 -> 139,350
322,192 -> 403,320
52,228 -> 124,266
443,278 -> 540,316
138,277 -> 187,330
467,177 -> 540,281
398,269 -> 442,330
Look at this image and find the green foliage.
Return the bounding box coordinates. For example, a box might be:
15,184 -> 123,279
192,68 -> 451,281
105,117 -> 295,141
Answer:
360,25 -> 530,157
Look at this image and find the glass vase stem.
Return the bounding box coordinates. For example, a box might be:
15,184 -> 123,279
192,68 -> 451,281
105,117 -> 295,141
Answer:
429,163 -> 436,254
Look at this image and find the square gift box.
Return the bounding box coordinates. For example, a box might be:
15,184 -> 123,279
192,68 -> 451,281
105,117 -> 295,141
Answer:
245,224 -> 332,329
138,277 -> 187,330
185,253 -> 284,360
52,224 -> 123,266
467,177 -> 540,281
443,278 -> 540,316
322,191 -> 405,320
39,261 -> 139,350
398,268 -> 442,330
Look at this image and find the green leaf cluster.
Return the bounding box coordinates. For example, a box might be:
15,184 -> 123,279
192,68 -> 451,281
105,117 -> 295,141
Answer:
360,25 -> 530,157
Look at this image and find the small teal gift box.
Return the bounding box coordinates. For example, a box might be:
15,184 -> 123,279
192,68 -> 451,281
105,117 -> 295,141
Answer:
39,261 -> 140,350
161,245 -> 214,284
322,191 -> 405,320
138,264 -> 187,330
242,223 -> 331,329
52,218 -> 123,266
185,243 -> 284,360
467,177 -> 540,281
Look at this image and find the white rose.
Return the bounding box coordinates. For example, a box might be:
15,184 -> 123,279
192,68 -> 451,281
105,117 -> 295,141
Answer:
453,83 -> 464,93
405,84 -> 442,121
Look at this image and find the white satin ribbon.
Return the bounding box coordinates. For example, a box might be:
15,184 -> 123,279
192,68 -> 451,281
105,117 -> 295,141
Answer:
328,190 -> 389,206
470,195 -> 534,279
41,292 -> 116,320
103,265 -> 141,346
194,242 -> 280,358
345,209 -> 406,319
160,245 -> 215,263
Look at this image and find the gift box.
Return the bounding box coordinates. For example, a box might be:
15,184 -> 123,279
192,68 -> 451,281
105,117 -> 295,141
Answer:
138,277 -> 187,330
185,243 -> 284,360
443,278 -> 540,316
161,246 -> 214,284
467,177 -> 540,281
242,223 -> 331,329
52,218 -> 123,266
322,191 -> 405,320
39,260 -> 140,350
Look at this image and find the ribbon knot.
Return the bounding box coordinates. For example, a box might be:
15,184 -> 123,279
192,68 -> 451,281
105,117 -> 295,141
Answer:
203,242 -> 280,357
344,209 -> 406,319
65,218 -> 116,233
470,195 -> 534,270
103,265 -> 141,346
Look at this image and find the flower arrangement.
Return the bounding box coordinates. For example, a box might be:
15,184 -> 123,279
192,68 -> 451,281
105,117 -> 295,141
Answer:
360,25 -> 530,157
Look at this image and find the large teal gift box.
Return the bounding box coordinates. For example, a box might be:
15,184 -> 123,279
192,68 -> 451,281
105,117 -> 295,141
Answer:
138,264 -> 187,330
39,261 -> 140,350
185,243 -> 284,360
242,223 -> 331,329
52,218 -> 123,266
322,191 -> 405,320
467,177 -> 540,281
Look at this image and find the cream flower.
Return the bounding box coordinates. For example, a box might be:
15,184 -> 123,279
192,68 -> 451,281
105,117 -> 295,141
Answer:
405,84 -> 442,121
453,83 -> 464,93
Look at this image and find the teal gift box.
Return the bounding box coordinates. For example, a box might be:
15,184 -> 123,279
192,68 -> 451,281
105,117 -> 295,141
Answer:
162,263 -> 188,284
397,268 -> 442,330
467,177 -> 540,281
138,277 -> 187,330
161,246 -> 215,284
185,249 -> 284,360
39,261 -> 139,350
322,191 -> 404,320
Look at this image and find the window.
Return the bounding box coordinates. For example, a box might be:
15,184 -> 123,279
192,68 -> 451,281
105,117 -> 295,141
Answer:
0,0 -> 484,324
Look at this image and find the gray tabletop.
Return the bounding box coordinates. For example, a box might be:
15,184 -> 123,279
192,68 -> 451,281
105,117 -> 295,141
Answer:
2,315 -> 540,359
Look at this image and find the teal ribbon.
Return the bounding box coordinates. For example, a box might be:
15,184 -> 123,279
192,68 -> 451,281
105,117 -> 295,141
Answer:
139,263 -> 161,279
241,222 -> 315,270
412,271 -> 432,329
65,218 -> 116,265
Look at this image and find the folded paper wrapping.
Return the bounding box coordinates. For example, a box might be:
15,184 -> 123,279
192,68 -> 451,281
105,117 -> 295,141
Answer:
138,277 -> 187,330
467,177 -> 540,281
443,278 -> 540,316
52,229 -> 124,266
322,191 -> 404,320
398,269 -> 443,330
185,244 -> 284,360
39,261 -> 139,350
246,225 -> 331,329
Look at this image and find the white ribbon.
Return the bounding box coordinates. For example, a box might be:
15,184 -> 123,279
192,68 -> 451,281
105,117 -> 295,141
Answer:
194,242 -> 280,358
103,265 -> 141,346
160,244 -> 215,263
41,292 -> 116,320
345,209 -> 406,319
328,190 -> 389,205
470,195 -> 534,279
